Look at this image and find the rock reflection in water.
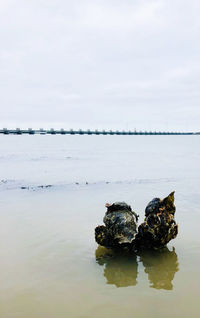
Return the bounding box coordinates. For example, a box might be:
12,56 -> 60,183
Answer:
139,247 -> 179,290
95,246 -> 138,287
95,246 -> 179,290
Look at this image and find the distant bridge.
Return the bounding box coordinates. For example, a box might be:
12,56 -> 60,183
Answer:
0,128 -> 199,135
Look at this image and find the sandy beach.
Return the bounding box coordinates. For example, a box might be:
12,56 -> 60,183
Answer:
0,135 -> 200,317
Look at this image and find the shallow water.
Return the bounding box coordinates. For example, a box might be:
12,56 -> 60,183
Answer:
0,135 -> 200,318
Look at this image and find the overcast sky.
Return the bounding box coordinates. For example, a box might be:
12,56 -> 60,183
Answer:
0,0 -> 200,131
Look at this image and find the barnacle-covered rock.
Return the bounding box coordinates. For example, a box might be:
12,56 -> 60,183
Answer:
95,202 -> 138,248
95,193 -> 178,251
134,192 -> 178,250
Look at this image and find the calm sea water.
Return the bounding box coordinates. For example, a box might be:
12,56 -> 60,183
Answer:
0,135 -> 200,318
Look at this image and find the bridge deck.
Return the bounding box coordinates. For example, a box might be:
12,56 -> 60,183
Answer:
0,129 -> 197,135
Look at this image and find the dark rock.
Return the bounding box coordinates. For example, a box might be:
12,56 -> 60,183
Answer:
134,192 -> 178,250
95,192 -> 178,251
95,202 -> 138,248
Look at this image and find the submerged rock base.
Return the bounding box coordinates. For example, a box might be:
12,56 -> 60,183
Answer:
95,192 -> 178,251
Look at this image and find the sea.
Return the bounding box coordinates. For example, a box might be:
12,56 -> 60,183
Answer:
0,135 -> 199,318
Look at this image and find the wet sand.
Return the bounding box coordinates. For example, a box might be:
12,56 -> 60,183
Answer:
0,135 -> 200,318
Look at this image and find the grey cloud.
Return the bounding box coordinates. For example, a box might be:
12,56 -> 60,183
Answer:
0,0 -> 200,131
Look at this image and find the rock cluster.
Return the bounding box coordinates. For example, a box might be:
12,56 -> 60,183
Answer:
95,192 -> 178,251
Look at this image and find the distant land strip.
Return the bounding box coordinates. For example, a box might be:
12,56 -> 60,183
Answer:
0,128 -> 199,135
